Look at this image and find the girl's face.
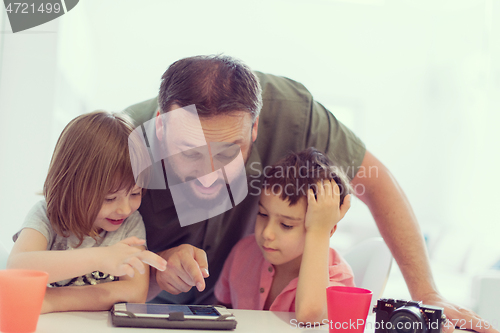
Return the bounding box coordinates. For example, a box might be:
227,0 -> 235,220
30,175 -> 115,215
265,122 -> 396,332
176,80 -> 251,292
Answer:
93,185 -> 142,233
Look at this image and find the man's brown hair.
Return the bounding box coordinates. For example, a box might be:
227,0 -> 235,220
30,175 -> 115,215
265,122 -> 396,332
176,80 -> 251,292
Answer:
43,111 -> 139,245
158,54 -> 262,121
263,147 -> 352,206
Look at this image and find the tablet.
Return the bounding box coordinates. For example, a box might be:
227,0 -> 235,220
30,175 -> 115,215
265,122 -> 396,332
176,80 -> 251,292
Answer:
111,303 -> 237,330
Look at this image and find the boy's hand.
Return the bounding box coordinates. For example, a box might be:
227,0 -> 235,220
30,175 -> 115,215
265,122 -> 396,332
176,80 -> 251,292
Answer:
98,237 -> 167,278
305,180 -> 351,233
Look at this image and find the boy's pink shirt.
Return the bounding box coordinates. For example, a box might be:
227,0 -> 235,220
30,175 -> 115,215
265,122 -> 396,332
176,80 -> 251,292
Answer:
214,234 -> 355,312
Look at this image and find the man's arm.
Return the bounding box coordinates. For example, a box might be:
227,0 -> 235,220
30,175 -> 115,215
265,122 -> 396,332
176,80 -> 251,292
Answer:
352,150 -> 498,333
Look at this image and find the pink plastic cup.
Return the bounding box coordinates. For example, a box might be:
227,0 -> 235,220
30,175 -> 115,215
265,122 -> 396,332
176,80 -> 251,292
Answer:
326,286 -> 373,333
0,269 -> 48,333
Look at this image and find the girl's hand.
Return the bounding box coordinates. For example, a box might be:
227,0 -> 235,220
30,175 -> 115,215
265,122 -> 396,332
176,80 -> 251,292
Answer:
98,237 -> 167,278
304,180 -> 351,234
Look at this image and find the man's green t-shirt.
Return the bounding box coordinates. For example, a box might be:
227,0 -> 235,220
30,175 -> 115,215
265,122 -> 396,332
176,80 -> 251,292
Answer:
123,72 -> 366,304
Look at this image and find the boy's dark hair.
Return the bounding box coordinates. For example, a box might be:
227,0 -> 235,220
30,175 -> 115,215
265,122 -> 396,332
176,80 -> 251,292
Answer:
263,147 -> 352,206
158,54 -> 262,122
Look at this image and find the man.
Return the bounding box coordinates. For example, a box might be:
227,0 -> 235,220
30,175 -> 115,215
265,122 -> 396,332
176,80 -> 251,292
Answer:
124,54 -> 495,333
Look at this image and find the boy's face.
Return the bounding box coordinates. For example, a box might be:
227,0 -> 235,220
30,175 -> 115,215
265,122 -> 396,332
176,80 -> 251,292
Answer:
254,188 -> 307,271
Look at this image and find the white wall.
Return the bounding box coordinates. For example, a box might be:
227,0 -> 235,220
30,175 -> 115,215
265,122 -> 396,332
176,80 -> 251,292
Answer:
1,0 -> 499,276
0,20 -> 58,251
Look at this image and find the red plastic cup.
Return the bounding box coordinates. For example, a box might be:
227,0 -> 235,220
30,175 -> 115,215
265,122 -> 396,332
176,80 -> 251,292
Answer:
326,286 -> 373,333
0,269 -> 48,333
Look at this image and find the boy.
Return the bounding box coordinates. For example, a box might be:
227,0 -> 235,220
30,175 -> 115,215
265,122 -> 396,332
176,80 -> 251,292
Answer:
215,147 -> 354,323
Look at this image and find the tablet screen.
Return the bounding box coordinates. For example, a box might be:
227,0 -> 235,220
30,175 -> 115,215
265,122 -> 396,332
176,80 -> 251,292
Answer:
126,304 -> 221,317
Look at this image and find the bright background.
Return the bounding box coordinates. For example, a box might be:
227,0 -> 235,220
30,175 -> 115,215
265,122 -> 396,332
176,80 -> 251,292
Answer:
1,0 -> 499,320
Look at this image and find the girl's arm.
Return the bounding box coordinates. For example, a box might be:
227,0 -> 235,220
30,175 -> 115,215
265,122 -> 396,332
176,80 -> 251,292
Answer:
40,246 -> 150,313
7,228 -> 166,283
295,182 -> 351,323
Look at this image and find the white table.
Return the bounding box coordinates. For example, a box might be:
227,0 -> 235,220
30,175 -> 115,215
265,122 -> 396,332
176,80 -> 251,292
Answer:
35,309 -> 335,333
35,310 -> 462,333
34,310 -> 412,333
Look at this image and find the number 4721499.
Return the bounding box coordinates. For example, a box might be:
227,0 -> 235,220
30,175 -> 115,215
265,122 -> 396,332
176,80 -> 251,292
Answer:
5,3 -> 61,14
443,318 -> 498,330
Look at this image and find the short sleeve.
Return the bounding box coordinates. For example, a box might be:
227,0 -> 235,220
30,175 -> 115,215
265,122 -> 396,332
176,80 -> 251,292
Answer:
12,200 -> 56,248
214,243 -> 237,305
95,210 -> 147,249
121,211 -> 147,245
122,97 -> 158,128
254,72 -> 366,181
328,248 -> 356,287
307,100 -> 366,182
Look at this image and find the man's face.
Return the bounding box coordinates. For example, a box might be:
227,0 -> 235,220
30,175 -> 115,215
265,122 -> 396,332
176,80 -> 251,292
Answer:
156,105 -> 257,208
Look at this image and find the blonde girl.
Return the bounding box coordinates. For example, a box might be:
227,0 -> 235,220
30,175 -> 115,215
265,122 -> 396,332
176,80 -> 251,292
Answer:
7,111 -> 166,313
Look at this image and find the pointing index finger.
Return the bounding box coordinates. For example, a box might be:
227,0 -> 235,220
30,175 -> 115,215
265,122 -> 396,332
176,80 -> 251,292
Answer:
136,251 -> 167,271
193,248 -> 209,291
178,249 -> 207,292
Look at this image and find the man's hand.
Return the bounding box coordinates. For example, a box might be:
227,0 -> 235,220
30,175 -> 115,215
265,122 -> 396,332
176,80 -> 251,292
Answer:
155,244 -> 209,294
422,293 -> 499,333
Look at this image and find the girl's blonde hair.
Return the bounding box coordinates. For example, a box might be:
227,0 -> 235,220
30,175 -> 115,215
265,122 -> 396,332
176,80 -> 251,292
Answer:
44,111 -> 142,244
